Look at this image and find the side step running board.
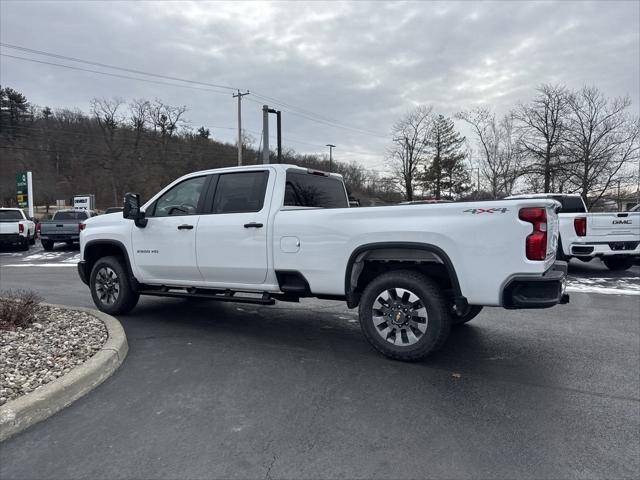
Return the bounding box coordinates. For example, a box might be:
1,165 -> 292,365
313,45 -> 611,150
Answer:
138,289 -> 275,305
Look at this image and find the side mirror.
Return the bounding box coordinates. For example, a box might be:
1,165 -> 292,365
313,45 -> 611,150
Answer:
123,192 -> 148,227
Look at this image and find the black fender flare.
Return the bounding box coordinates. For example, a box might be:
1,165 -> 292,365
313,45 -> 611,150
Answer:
344,242 -> 463,308
82,239 -> 139,290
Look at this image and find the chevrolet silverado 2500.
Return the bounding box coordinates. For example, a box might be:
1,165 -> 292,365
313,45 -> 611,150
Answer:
507,193 -> 640,271
0,208 -> 36,251
78,164 -> 569,361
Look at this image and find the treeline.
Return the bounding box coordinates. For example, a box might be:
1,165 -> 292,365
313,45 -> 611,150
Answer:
0,88 -> 399,209
390,84 -> 639,207
1,85 -> 637,210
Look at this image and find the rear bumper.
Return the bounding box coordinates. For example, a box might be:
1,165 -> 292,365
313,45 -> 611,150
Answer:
77,260 -> 89,286
569,241 -> 639,257
40,234 -> 80,242
0,233 -> 25,244
503,261 -> 570,309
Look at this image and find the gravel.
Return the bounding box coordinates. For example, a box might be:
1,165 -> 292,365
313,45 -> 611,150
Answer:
0,306 -> 107,406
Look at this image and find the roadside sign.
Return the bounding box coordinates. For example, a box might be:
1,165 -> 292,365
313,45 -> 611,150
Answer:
16,172 -> 34,217
16,172 -> 28,208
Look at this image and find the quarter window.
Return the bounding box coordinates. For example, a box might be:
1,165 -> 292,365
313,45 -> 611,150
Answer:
212,171 -> 269,214
152,176 -> 207,217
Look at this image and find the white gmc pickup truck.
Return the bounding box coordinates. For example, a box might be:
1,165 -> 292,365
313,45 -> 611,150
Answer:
79,164 -> 569,361
507,193 -> 640,271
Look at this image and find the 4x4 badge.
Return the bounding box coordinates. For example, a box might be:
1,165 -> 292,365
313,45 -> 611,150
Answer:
464,208 -> 509,214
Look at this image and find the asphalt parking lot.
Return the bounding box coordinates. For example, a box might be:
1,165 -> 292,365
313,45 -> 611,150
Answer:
1,243 -> 639,479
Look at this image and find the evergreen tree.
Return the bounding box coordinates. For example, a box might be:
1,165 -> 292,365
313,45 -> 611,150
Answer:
2,87 -> 30,128
422,115 -> 470,199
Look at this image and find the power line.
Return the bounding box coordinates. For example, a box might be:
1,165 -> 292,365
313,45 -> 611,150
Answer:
0,43 -> 237,92
1,43 -> 388,139
0,54 -> 232,95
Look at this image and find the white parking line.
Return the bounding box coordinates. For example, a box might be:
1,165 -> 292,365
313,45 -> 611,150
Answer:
1,263 -> 78,268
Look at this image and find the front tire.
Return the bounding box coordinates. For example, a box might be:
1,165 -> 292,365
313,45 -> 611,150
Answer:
359,270 -> 450,361
603,257 -> 634,271
90,255 -> 139,315
29,233 -> 36,245
41,239 -> 54,251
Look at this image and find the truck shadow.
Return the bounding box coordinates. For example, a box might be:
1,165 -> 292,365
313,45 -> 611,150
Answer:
126,297 -> 560,391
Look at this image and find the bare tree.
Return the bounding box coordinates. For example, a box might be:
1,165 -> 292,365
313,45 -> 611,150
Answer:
563,86 -> 640,207
456,108 -> 523,198
515,84 -> 569,192
387,105 -> 433,200
90,97 -> 125,205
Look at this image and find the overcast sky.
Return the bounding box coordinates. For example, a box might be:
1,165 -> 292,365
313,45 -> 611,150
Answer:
1,0 -> 638,170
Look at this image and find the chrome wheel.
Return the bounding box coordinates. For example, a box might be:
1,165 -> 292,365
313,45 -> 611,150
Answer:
372,287 -> 428,346
95,266 -> 120,305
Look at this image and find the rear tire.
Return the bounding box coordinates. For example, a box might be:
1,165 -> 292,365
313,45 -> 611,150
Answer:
19,237 -> 29,251
41,240 -> 54,251
451,305 -> 483,326
359,270 -> 450,361
603,257 -> 634,271
90,255 -> 139,315
556,238 -> 568,262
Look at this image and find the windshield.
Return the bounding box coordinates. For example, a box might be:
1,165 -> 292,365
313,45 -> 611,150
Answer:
54,211 -> 89,220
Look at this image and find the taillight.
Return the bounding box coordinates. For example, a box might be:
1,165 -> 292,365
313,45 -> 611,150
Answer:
18,223 -> 24,233
79,223 -> 86,232
519,207 -> 547,261
574,217 -> 586,237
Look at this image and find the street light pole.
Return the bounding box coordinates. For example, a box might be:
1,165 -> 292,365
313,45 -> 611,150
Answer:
326,144 -> 336,172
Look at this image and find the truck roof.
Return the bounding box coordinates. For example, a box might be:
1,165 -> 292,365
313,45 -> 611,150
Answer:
178,164 -> 344,181
506,193 -> 582,199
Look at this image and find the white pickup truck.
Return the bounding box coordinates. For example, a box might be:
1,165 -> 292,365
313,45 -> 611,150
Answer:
0,208 -> 36,251
78,164 -> 569,361
507,193 -> 640,271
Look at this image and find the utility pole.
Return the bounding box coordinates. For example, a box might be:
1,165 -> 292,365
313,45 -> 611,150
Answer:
232,90 -> 249,165
326,144 -> 335,172
262,105 -> 270,164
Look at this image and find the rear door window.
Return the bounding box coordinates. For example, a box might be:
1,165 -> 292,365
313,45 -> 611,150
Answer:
211,171 -> 269,214
284,172 -> 348,208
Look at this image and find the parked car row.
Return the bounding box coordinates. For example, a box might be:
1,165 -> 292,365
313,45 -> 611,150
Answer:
0,206 -> 122,251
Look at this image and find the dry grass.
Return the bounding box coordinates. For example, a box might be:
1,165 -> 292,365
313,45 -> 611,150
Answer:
0,290 -> 43,331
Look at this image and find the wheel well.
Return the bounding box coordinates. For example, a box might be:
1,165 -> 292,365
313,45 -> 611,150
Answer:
345,245 -> 463,309
84,242 -> 135,285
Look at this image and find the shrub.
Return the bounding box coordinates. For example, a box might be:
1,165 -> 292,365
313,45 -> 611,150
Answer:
0,290 -> 43,331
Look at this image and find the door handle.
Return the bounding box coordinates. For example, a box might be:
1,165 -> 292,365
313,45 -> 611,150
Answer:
244,222 -> 263,228
177,224 -> 194,230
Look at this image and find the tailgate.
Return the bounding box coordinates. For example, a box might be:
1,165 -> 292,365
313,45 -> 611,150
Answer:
588,212 -> 640,237
0,222 -> 19,235
41,222 -> 80,235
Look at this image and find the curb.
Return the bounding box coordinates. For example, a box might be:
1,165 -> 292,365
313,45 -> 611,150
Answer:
0,304 -> 128,442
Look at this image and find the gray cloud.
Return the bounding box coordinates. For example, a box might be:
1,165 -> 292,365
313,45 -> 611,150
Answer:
1,0 -> 638,169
